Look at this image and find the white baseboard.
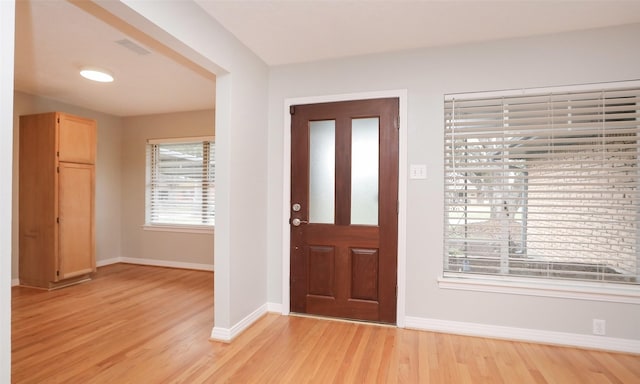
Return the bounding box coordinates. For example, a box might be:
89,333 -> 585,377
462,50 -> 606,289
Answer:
267,302 -> 283,313
96,257 -> 214,272
404,316 -> 640,354
13,259 -> 213,285
210,303 -> 268,343
96,258 -> 121,267
210,326 -> 232,342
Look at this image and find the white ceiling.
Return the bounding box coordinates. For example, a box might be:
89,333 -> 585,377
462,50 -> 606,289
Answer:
14,0 -> 640,117
14,0 -> 216,117
196,0 -> 640,66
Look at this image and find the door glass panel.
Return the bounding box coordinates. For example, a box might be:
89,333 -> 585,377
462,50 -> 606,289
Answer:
351,117 -> 379,225
309,120 -> 335,224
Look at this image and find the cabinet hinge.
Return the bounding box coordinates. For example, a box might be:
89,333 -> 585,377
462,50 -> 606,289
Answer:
57,151 -> 59,157
56,217 -> 59,224
289,105 -> 295,115
57,117 -> 60,124
56,270 -> 60,277
57,166 -> 59,173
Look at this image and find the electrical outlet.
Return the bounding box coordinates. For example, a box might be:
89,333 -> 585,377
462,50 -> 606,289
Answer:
592,319 -> 606,335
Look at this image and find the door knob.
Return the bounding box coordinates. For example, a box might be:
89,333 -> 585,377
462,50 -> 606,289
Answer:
291,218 -> 308,226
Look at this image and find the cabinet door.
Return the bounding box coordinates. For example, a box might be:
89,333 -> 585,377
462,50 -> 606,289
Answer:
58,113 -> 96,164
58,163 -> 95,279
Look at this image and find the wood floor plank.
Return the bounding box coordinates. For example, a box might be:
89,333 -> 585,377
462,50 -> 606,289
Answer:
11,263 -> 640,383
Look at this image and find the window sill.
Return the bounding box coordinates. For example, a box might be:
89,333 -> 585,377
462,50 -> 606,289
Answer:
438,273 -> 640,304
142,224 -> 214,234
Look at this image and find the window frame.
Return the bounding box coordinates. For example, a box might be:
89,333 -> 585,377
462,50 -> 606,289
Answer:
144,136 -> 215,233
440,80 -> 640,303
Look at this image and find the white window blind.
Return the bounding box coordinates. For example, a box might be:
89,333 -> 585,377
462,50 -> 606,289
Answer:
147,138 -> 215,226
444,83 -> 640,285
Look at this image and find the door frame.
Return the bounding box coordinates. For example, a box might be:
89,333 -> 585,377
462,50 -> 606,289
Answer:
281,89 -> 408,327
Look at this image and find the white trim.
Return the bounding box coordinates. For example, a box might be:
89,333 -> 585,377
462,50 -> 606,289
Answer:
120,257 -> 214,271
147,135 -> 214,144
445,79 -> 640,100
210,303 -> 268,342
210,326 -> 231,342
142,224 -> 214,234
98,257 -> 214,272
397,91 -> 408,328
11,279 -> 19,287
282,98 -> 291,316
267,302 -> 283,313
404,316 -> 640,354
282,89 -> 408,326
439,275 -> 640,305
96,258 -> 121,267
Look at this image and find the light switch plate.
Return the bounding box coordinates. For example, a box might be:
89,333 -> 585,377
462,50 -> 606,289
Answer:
409,164 -> 427,179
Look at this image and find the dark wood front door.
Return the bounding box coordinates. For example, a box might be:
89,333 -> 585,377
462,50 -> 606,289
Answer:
290,98 -> 399,324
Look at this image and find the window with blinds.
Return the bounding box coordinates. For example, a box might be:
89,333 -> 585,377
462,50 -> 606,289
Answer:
146,137 -> 215,227
444,83 -> 639,285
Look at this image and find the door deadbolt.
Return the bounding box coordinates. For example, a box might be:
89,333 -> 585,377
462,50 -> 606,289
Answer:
292,203 -> 301,212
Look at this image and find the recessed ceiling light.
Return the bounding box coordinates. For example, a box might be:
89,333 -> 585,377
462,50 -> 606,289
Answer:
80,67 -> 114,83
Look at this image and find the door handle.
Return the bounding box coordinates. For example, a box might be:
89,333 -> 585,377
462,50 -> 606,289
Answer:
291,218 -> 308,227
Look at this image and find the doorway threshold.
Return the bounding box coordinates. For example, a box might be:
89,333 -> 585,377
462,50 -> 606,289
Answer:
289,312 -> 397,328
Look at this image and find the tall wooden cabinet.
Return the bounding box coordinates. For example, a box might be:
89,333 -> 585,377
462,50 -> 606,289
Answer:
19,112 -> 96,289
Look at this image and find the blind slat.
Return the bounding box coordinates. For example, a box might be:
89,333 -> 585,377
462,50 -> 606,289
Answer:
444,83 -> 639,284
147,140 -> 216,226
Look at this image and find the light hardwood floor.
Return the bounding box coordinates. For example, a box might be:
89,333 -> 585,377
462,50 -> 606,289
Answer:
12,264 -> 640,383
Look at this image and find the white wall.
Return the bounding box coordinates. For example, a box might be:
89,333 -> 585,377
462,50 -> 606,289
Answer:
12,96 -> 217,275
99,0 -> 270,333
120,110 -> 214,268
11,92 -> 124,280
1,1 -> 14,380
267,24 -> 640,344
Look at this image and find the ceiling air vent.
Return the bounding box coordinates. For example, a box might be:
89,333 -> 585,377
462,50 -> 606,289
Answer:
115,38 -> 151,55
